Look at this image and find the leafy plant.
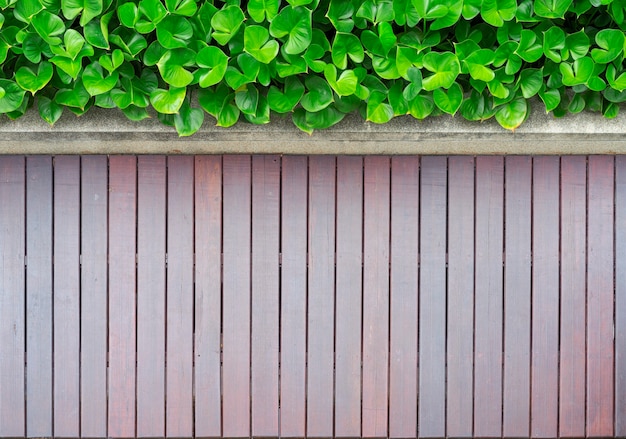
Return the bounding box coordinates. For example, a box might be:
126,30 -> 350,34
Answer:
0,0 -> 624,135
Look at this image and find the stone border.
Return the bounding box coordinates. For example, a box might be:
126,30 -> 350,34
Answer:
1,104 -> 624,154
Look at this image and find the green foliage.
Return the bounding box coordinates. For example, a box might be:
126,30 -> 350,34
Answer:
0,0 -> 624,134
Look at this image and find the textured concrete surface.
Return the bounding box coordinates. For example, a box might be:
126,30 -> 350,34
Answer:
0,103 -> 625,154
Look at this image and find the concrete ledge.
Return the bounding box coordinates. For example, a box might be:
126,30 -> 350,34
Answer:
1,104 -> 625,154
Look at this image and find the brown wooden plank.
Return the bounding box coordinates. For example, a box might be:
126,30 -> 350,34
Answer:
559,155 -> 586,438
418,156 -> 447,438
166,156 -> 194,437
446,156 -> 474,438
81,155 -> 108,437
136,156 -> 166,438
251,155 -> 280,437
222,155 -> 251,438
307,155 -> 336,438
0,156 -> 25,437
473,156 -> 504,438
108,156 -> 137,438
279,156 -> 308,438
503,155 -> 531,438
194,155 -> 222,438
586,155 -> 614,438
616,155 -> 626,438
530,156 -> 559,438
362,156 -> 390,438
389,156 -> 419,439
53,156 -> 80,437
334,156 -> 363,438
26,156 -> 53,437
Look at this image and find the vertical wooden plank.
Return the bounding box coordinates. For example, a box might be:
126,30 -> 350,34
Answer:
530,156 -> 559,438
251,155 -> 280,437
166,156 -> 194,437
222,155 -> 251,438
334,156 -> 363,438
362,156 -> 390,438
473,156 -> 504,438
307,155 -> 335,438
389,156 -> 418,439
559,156 -> 586,438
280,156 -> 308,438
137,156 -> 166,438
26,156 -> 53,437
194,156 -> 222,438
616,155 -> 626,438
503,156 -> 531,438
81,155 -> 108,437
108,156 -> 137,438
587,155 -> 614,438
0,156 -> 25,437
53,156 -> 80,437
446,156 -> 474,438
418,156 -> 447,438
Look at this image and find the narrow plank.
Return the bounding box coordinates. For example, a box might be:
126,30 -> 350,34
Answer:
418,156 -> 447,438
137,156 -> 166,438
473,156 -> 504,438
194,155 -> 222,438
251,155 -> 280,437
389,156 -> 419,439
222,155 -> 251,438
26,156 -> 53,437
616,155 -> 626,438
559,156 -> 586,438
503,156 -> 531,438
362,156 -> 390,438
586,155 -> 614,438
307,155 -> 336,438
0,156 -> 25,437
108,156 -> 137,438
280,156 -> 308,438
446,156 -> 475,438
81,155 -> 109,437
53,156 -> 80,437
166,155 -> 194,437
530,156 -> 559,438
334,156 -> 363,438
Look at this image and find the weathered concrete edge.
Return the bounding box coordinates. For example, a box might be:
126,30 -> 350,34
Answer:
0,105 -> 624,155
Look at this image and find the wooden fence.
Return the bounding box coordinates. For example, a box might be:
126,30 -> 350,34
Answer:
0,155 -> 624,438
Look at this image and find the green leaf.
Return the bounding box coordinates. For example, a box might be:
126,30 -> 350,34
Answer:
481,0 -> 517,26
269,5 -> 312,55
327,0 -> 354,32
267,76 -> 304,113
23,32 -> 50,63
433,81 -> 463,114
157,48 -> 195,87
516,29 -> 543,62
518,68 -> 543,98
607,64 -> 626,91
83,62 -> 119,95
150,86 -> 186,113
247,0 -> 280,22
244,25 -> 279,64
0,79 -> 26,113
543,26 -> 565,62
560,56 -> 594,86
110,28 -> 148,56
534,0 -> 572,18
366,90 -> 393,123
51,55 -> 82,80
225,53 -> 260,89
422,51 -> 460,90
37,95 -> 63,125
174,100 -> 204,136
591,29 -> 625,63
495,97 -> 528,130
564,31 -> 590,60
275,51 -> 308,77
298,106 -> 345,131
539,87 -> 561,112
121,105 -> 150,121
301,76 -> 333,112
603,101 -> 619,118
324,64 -> 358,96
118,2 -> 139,28
568,92 -> 586,113
99,49 -> 124,73
31,10 -> 65,46
332,32 -> 363,69
165,0 -> 197,16
55,80 -> 90,110
14,0 -> 43,24
62,0 -> 102,26
196,46 -> 228,87
463,49 -> 496,81
235,84 -> 259,115
156,15 -> 193,49
408,93 -> 435,119
387,81 -> 408,115
211,5 -> 245,46
15,61 -> 53,94
431,0 -> 464,31
84,11 -> 113,49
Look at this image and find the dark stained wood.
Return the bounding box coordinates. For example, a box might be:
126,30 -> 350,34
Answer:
418,156 -> 447,438
53,156 -> 80,437
108,156 -> 137,438
530,156 -> 559,438
616,155 -> 626,438
389,156 -> 419,439
80,155 -> 109,438
222,155 -> 251,438
194,155 -> 222,438
166,156 -> 194,437
559,156 -> 587,438
251,155 -> 280,437
473,156 -> 504,438
334,156 -> 363,438
136,156 -> 166,438
586,155 -> 614,438
503,156 -> 531,438
307,156 -> 336,438
362,156 -> 390,438
0,156 -> 25,437
279,156 -> 308,438
446,156 -> 474,438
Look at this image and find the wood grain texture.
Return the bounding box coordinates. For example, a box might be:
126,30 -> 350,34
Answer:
194,155 -> 222,438
473,156 -> 504,438
389,156 -> 419,439
0,156 -> 25,437
616,155 -> 626,438
334,156 -> 363,438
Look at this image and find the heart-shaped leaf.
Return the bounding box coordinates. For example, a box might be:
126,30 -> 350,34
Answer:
165,0 -> 197,16
518,67 -> 543,98
543,26 -> 565,62
83,62 -> 120,95
269,5 -> 312,55
332,33 -> 364,69
247,0 -> 280,23
408,92 -> 435,119
62,0 -> 102,26
534,0 -> 572,18
31,10 -> 65,46
174,100 -> 204,136
225,53 -> 260,89
539,87 -> 561,112
99,49 -> 124,73
560,56 -> 594,85
244,25 -> 279,64
55,80 -> 90,110
327,0 -> 354,32
37,95 -> 63,125
15,61 -> 53,94
607,64 -> 626,91
366,90 -> 394,123
495,97 -> 528,130
211,5 -> 245,46
157,48 -> 195,87
150,86 -> 186,113
591,29 -> 625,63
0,79 -> 26,113
156,15 -> 192,49
301,75 -> 333,112
481,0 -> 517,26
196,46 -> 228,87
433,81 -> 463,114
422,51 -> 460,90
324,64 -> 359,96
268,77 -> 304,113
235,84 -> 259,115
